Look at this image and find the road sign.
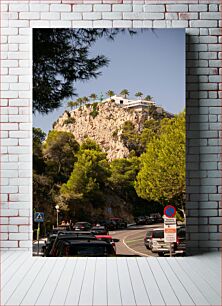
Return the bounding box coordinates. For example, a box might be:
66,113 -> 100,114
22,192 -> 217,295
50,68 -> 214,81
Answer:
34,212 -> 44,223
164,205 -> 176,218
164,217 -> 177,243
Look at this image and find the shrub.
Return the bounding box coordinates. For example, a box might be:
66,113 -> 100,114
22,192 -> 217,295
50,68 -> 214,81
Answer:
63,117 -> 76,125
90,102 -> 99,119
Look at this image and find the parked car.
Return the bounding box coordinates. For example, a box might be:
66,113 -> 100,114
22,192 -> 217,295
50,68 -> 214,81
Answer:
150,213 -> 163,223
50,239 -> 116,257
135,216 -> 147,225
150,228 -> 171,256
42,233 -> 58,256
91,226 -> 108,235
95,235 -> 119,254
144,230 -> 153,250
73,222 -> 91,231
49,231 -> 96,256
145,216 -> 155,225
109,218 -> 127,229
99,220 -> 117,231
173,225 -> 186,255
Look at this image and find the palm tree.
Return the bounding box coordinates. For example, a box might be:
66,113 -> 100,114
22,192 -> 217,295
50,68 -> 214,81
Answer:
76,97 -> 83,107
120,89 -> 129,99
106,90 -> 115,100
67,101 -> 74,110
135,92 -> 143,99
144,95 -> 153,101
89,93 -> 97,102
82,96 -> 89,106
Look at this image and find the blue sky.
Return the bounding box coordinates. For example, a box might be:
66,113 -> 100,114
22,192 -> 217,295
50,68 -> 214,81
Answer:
33,29 -> 185,133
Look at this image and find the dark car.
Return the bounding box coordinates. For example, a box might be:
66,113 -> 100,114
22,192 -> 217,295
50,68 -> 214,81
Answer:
99,220 -> 117,231
49,231 -> 96,256
173,225 -> 186,255
110,218 -> 127,229
91,226 -> 108,235
135,216 -> 147,225
42,233 -> 58,256
73,222 -> 91,231
50,239 -> 116,257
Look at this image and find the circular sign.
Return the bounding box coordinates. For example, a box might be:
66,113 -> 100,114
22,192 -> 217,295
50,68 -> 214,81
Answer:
164,205 -> 176,218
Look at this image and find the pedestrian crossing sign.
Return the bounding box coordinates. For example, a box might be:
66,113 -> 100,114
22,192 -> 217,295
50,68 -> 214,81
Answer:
34,212 -> 44,222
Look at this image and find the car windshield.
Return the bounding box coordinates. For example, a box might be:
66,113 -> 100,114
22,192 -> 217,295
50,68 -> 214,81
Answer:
152,230 -> 164,238
66,245 -> 112,256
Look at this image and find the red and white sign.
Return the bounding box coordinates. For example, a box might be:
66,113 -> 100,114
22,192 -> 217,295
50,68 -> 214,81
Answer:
164,217 -> 177,242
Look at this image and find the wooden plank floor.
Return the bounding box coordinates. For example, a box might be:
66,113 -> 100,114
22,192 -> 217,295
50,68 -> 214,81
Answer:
1,251 -> 221,306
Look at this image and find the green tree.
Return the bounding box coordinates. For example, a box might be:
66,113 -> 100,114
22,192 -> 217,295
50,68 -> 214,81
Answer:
76,97 -> 83,108
90,93 -> 97,101
135,112 -> 185,211
135,92 -> 143,99
109,157 -> 140,199
61,148 -> 110,203
67,101 -> 75,110
144,95 -> 153,101
33,127 -> 46,173
106,90 -> 115,99
43,130 -> 80,183
120,89 -> 129,98
82,96 -> 89,106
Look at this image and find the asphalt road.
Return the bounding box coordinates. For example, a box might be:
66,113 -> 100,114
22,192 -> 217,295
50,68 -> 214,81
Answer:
110,223 -> 164,257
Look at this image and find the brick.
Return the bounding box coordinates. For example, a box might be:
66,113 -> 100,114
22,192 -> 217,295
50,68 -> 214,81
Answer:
73,4 -> 93,12
167,5 -> 188,12
165,13 -> 178,20
200,12 -> 221,19
102,12 -> 122,19
1,209 -> 18,217
19,226 -> 31,233
19,241 -> 32,248
83,12 -> 102,19
30,20 -> 50,28
41,12 -> 60,20
179,12 -> 198,20
72,21 -> 93,28
199,36 -> 218,44
153,20 -> 172,28
50,4 -> 71,11
209,28 -> 221,35
172,20 -> 188,28
93,20 -> 113,28
209,4 -> 219,11
189,20 -> 217,28
19,12 -> 40,19
143,5 -> 165,12
9,20 -> 29,28
112,4 -> 132,11
61,13 -> 82,20
209,60 -> 221,68
2,123 -> 18,131
0,241 -> 18,248
30,4 -> 49,12
209,217 -> 222,225
189,4 -> 207,11
199,29 -> 209,36
94,4 -> 111,11
111,20 -> 132,28
133,5 -> 143,12
9,233 -> 29,240
123,12 -> 164,19
19,210 -> 30,217
50,21 -> 72,28
9,4 -> 28,11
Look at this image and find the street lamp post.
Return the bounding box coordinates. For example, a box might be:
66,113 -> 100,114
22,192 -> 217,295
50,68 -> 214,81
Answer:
55,205 -> 59,227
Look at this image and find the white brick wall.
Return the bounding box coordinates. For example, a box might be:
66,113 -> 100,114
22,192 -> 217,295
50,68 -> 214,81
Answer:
1,0 -> 221,253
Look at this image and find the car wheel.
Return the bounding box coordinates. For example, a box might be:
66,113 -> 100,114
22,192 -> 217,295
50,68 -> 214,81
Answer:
158,252 -> 164,257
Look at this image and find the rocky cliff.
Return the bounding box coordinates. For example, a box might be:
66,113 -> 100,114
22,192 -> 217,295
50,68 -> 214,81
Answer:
53,101 -> 155,160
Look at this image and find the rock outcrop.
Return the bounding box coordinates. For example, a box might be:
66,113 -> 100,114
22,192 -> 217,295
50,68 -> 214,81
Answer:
53,101 -> 154,160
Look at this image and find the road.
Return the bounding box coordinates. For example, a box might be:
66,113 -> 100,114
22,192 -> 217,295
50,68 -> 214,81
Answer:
110,223 -> 164,257
33,224 -> 164,257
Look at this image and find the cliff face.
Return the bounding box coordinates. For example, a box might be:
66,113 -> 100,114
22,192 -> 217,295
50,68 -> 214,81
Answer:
53,101 -> 152,160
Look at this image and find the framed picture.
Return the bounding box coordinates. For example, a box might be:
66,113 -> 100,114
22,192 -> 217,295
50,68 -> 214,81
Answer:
32,28 -> 185,257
